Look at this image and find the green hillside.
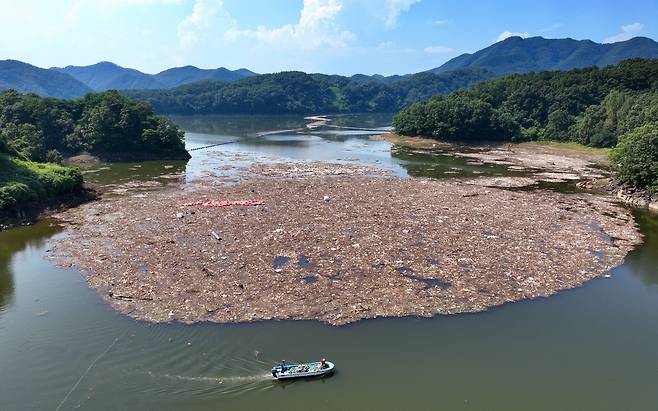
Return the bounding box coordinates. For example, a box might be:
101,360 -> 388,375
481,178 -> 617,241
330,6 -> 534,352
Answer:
0,60 -> 91,99
124,68 -> 494,115
434,36 -> 658,74
394,58 -> 658,191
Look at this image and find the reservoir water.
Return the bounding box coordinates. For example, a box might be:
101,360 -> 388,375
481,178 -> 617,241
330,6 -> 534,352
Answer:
1,114 -> 657,410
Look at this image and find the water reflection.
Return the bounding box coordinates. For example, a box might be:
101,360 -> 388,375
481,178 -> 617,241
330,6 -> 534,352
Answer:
170,114 -> 308,137
327,113 -> 394,129
626,210 -> 658,287
78,161 -> 187,186
170,113 -> 394,138
0,221 -> 62,311
0,253 -> 12,310
393,149 -> 524,179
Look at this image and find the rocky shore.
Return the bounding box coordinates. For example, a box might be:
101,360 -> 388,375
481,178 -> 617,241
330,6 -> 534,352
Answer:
577,178 -> 658,212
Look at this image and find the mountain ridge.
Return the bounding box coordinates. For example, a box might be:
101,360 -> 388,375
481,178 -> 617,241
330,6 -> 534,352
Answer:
153,65 -> 257,88
2,36 -> 658,99
433,36 -> 658,74
0,60 -> 92,99
51,62 -> 257,91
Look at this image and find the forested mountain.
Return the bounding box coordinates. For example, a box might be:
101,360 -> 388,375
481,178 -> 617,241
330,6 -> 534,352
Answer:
0,60 -> 92,99
52,62 -> 256,91
4,35 -> 658,102
153,66 -> 256,88
52,62 -> 163,91
349,73 -> 408,84
434,36 -> 658,74
124,68 -> 494,114
393,58 -> 658,191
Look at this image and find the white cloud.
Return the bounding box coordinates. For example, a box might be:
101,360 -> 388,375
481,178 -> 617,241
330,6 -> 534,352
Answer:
496,30 -> 529,42
603,22 -> 644,43
424,45 -> 454,54
224,0 -> 355,50
96,0 -> 182,8
432,19 -> 452,26
178,0 -> 234,48
384,0 -> 421,29
377,40 -> 396,49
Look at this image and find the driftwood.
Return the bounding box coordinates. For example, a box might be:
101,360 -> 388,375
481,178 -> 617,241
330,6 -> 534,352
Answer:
52,164 -> 641,326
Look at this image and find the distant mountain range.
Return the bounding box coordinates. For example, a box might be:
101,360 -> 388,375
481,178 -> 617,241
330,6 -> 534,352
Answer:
0,60 -> 257,99
0,60 -> 92,99
51,62 -> 164,91
153,65 -> 257,88
1,36 -> 658,99
349,73 -> 408,84
51,62 -> 257,91
433,36 -> 658,74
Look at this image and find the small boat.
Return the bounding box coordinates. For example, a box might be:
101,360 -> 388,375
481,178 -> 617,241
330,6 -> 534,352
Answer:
271,359 -> 335,380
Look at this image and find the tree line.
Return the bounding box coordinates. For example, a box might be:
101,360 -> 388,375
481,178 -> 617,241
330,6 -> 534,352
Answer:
392,59 -> 658,191
0,90 -> 188,210
0,89 -> 188,163
123,69 -> 494,115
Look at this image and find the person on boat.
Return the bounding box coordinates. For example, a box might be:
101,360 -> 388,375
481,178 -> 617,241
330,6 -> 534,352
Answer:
321,358 -> 327,369
280,360 -> 287,372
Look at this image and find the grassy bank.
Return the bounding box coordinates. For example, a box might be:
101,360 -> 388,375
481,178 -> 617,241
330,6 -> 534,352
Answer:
0,154 -> 83,210
519,141 -> 612,156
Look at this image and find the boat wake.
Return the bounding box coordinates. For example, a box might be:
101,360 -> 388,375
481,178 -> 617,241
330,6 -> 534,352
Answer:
148,371 -> 272,384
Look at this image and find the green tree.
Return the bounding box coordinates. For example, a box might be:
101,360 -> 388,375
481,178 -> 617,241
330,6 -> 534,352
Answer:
589,129 -> 617,148
2,123 -> 47,161
611,122 -> 658,191
543,108 -> 574,141
141,116 -> 186,156
124,69 -> 494,115
0,131 -> 7,153
572,105 -> 605,145
602,90 -> 629,131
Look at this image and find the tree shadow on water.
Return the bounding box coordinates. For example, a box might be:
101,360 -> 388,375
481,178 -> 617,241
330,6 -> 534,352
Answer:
624,210 -> 658,287
0,221 -> 62,311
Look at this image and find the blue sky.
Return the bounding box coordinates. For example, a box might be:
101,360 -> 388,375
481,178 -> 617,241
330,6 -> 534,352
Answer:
1,0 -> 657,75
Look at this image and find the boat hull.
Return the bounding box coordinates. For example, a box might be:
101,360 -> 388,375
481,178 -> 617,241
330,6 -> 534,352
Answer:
271,361 -> 334,380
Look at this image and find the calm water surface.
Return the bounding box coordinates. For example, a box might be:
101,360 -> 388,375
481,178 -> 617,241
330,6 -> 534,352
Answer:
1,114 -> 657,410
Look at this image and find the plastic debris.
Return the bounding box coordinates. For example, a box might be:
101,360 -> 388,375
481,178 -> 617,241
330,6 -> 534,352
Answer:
182,200 -> 264,207
51,162 -> 641,326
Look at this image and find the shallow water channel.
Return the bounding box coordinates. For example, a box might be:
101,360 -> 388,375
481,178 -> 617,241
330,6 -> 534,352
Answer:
1,114 -> 657,410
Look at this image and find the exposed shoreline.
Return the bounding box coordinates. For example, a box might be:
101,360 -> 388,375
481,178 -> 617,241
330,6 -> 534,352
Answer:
0,186 -> 97,232
51,162 -> 641,326
375,132 -> 658,211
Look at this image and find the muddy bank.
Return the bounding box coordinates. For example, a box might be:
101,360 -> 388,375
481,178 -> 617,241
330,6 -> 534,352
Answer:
615,189 -> 658,213
0,186 -> 96,232
578,178 -> 658,213
450,146 -> 608,185
51,163 -> 641,325
375,132 -> 609,164
377,133 -> 608,184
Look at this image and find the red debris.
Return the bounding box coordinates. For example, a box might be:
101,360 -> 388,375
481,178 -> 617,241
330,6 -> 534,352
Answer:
182,200 -> 265,207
